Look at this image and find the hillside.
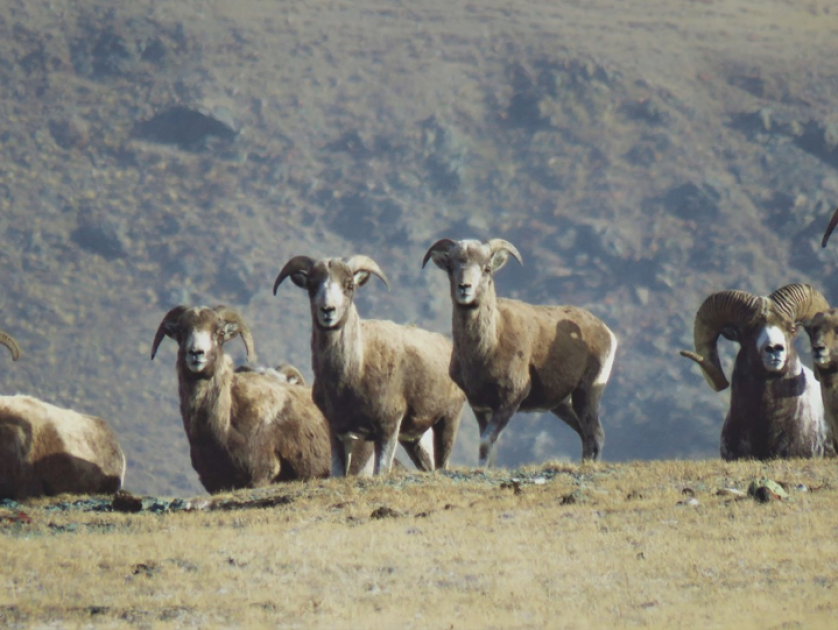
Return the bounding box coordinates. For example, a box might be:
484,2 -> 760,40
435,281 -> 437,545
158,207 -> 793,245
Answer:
1,0 -> 838,495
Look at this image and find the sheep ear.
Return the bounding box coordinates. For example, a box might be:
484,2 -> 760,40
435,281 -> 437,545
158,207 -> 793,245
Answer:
486,239 -> 523,272
346,255 -> 389,289
221,322 -> 240,341
354,270 -> 372,287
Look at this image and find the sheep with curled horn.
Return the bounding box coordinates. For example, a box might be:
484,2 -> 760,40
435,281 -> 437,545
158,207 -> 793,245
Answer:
0,329 -> 126,500
801,310 -> 838,455
274,255 -> 466,476
422,238 -> 618,467
680,283 -> 832,460
150,305 -> 372,492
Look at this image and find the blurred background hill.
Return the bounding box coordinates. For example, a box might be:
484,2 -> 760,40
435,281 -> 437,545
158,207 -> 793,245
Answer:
1,0 -> 837,495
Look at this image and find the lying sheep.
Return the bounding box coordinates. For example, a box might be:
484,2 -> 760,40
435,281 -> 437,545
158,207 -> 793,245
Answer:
0,330 -> 126,500
274,255 -> 466,476
680,283 -> 831,459
801,309 -> 838,454
150,305 -> 371,492
422,238 -> 618,466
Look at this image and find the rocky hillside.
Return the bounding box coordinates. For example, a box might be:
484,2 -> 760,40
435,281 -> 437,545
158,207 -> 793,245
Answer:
1,0 -> 837,495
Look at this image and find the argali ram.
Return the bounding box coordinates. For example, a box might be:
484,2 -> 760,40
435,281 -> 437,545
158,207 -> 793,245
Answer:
0,330 -> 126,500
274,255 -> 466,476
422,238 -> 618,467
681,283 -> 833,460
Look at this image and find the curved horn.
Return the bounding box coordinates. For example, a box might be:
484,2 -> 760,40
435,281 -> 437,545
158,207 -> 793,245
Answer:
151,305 -> 189,360
822,206 -> 838,248
275,362 -> 306,386
273,256 -> 316,295
422,238 -> 458,269
213,306 -> 255,361
679,290 -> 768,391
486,239 -> 523,266
346,255 -> 389,288
0,330 -> 20,361
769,283 -> 829,324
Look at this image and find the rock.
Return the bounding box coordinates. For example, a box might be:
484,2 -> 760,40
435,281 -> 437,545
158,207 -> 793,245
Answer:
132,106 -> 237,151
112,490 -> 143,513
747,478 -> 789,503
48,116 -> 90,150
71,209 -> 129,260
370,506 -> 402,519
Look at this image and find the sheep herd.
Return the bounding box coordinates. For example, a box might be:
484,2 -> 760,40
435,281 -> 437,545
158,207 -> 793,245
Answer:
2,216 -> 838,499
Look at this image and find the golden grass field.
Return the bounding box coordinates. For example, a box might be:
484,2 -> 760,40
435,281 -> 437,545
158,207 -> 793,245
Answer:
2,458 -> 837,629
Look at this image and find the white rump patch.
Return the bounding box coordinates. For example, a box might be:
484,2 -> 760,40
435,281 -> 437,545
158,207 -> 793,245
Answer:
594,328 -> 618,387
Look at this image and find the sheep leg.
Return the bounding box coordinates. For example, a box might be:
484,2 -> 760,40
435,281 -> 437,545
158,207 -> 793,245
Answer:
374,416 -> 404,475
401,430 -> 435,472
330,430 -> 348,477
478,404 -> 521,468
432,408 -> 461,470
550,397 -> 583,435
571,386 -> 605,461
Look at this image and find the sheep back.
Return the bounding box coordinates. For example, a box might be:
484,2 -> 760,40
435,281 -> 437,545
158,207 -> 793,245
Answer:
0,395 -> 125,499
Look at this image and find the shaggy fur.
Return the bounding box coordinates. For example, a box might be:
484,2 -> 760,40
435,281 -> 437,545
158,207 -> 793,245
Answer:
151,306 -> 369,493
802,309 -> 838,455
424,238 -> 618,466
0,395 -> 125,500
0,329 -> 125,500
275,256 -> 466,476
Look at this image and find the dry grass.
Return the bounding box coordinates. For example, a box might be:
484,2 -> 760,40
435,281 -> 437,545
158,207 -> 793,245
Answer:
2,459 -> 837,629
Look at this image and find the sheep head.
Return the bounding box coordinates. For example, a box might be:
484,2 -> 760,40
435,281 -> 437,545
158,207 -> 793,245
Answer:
274,255 -> 389,330
0,329 -> 20,361
802,309 -> 838,376
422,238 -> 522,307
680,284 -> 829,391
150,305 -> 255,375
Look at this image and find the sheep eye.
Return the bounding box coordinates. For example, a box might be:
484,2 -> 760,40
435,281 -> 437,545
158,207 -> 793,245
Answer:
344,279 -> 354,291
484,265 -> 492,274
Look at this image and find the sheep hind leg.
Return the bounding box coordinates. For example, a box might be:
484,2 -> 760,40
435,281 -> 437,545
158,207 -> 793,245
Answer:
374,416 -> 404,475
569,386 -> 605,461
432,405 -> 463,470
401,430 -> 435,472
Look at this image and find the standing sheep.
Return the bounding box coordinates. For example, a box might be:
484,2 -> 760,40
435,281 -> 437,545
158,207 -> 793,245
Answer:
1,329 -> 126,500
274,255 -> 466,476
422,238 -> 618,466
680,284 -> 831,460
150,305 -> 371,492
801,309 -> 838,455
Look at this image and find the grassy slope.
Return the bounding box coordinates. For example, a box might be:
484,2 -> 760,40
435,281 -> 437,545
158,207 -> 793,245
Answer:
2,458 -> 837,628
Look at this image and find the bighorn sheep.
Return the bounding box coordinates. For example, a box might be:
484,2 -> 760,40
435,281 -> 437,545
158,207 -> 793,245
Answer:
680,283 -> 831,460
0,330 -> 126,500
150,305 -> 372,492
422,238 -> 618,466
802,310 -> 838,454
274,255 -> 466,476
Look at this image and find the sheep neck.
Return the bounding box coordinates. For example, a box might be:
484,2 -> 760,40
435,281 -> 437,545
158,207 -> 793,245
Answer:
452,288 -> 500,361
311,306 -> 365,388
177,355 -> 234,445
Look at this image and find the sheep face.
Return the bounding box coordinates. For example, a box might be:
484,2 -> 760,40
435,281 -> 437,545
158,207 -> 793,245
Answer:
277,257 -> 387,330
425,239 -> 519,308
738,315 -> 797,378
151,306 -> 253,373
803,310 -> 838,370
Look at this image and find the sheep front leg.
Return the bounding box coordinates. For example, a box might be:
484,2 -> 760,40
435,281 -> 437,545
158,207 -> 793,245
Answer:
478,404 -> 520,468
374,415 -> 404,475
330,430 -> 347,477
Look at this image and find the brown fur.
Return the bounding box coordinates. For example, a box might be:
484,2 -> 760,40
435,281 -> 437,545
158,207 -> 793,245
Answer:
152,306 -> 366,493
802,309 -> 838,455
0,395 -> 125,500
425,238 -> 617,465
276,257 -> 466,476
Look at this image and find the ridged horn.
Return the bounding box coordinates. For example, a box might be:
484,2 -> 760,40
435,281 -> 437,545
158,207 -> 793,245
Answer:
422,238 -> 458,268
273,256 -> 316,295
769,283 -> 829,324
346,255 -> 389,288
151,305 -> 189,360
0,330 -> 20,361
276,362 -> 306,386
822,206 -> 838,248
486,239 -> 523,266
213,306 -> 255,361
679,290 -> 768,391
